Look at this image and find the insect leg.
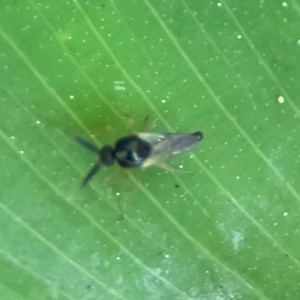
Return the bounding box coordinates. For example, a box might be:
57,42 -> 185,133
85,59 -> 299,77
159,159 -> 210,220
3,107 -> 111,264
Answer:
142,114 -> 156,132
127,118 -> 135,135
125,169 -> 141,189
154,162 -> 194,175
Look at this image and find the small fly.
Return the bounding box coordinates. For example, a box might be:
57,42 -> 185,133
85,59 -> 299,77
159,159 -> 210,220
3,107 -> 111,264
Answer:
75,131 -> 204,186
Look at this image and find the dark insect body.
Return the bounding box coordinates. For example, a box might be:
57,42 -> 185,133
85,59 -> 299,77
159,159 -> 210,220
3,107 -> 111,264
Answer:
75,131 -> 203,186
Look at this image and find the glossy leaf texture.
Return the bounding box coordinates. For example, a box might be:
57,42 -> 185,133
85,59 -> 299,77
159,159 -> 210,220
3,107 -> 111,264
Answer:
1,0 -> 300,299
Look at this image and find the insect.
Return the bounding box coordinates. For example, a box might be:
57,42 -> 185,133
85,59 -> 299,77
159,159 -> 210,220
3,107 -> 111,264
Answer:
75,131 -> 204,186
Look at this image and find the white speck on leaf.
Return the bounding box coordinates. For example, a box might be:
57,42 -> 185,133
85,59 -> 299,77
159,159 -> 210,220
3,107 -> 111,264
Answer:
114,85 -> 125,91
114,81 -> 126,91
278,96 -> 284,103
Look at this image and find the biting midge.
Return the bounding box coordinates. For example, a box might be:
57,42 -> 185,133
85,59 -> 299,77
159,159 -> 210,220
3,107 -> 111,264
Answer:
76,131 -> 203,186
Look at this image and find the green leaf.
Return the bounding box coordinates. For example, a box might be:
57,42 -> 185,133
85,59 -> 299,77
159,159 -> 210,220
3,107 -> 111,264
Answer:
1,0 -> 300,299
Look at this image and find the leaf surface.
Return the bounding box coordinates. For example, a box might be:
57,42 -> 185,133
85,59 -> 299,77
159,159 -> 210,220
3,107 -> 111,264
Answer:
1,0 -> 300,299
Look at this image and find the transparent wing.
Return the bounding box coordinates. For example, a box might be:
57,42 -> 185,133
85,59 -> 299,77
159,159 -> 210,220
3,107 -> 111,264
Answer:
137,132 -> 202,167
137,132 -> 165,146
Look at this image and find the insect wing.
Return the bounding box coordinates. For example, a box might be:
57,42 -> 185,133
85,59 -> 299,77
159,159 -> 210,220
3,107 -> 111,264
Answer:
163,133 -> 201,154
136,132 -> 165,146
137,132 -> 200,167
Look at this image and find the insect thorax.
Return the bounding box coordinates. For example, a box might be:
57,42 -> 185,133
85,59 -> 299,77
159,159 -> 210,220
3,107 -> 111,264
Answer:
114,136 -> 152,168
